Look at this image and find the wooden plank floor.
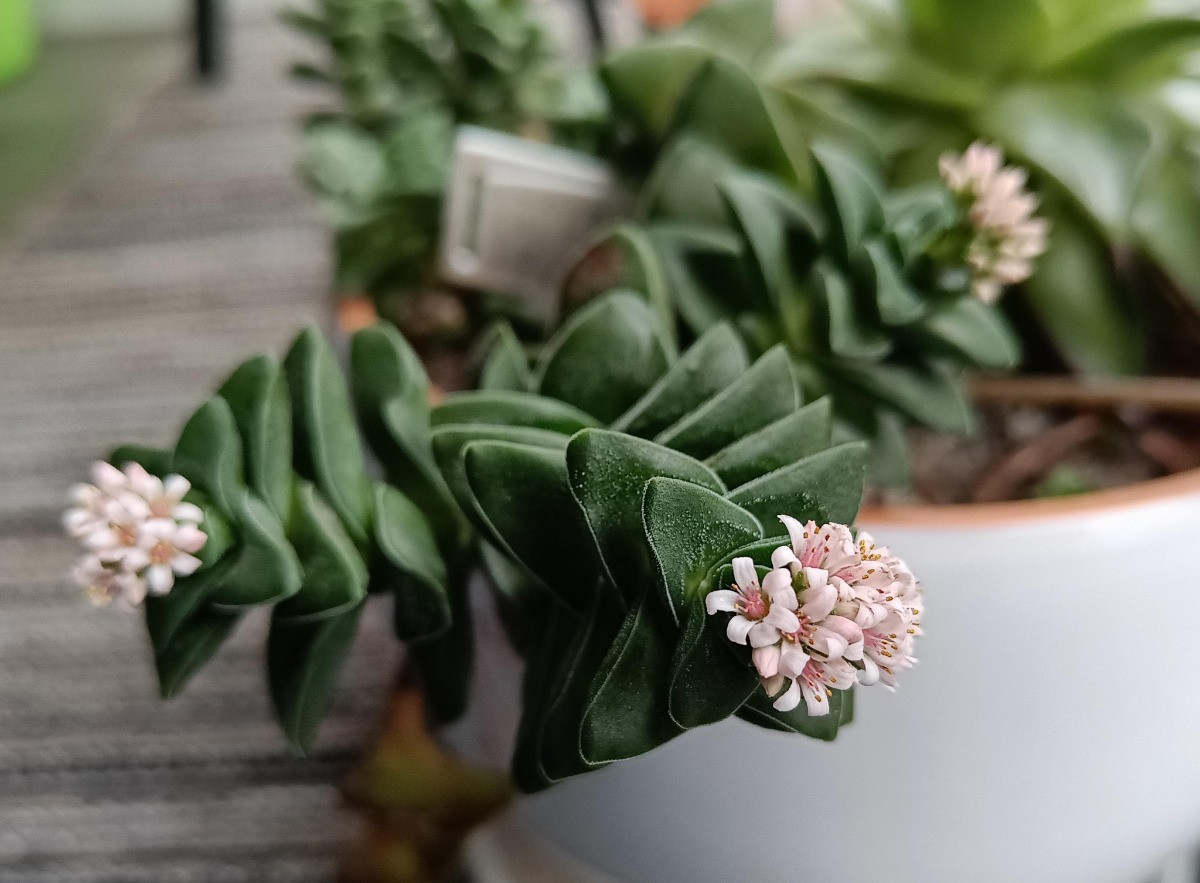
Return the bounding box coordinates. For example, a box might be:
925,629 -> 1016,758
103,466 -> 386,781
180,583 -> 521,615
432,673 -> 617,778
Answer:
0,20 -> 400,881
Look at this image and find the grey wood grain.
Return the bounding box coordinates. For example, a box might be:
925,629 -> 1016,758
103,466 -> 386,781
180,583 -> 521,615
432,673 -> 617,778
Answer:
0,15 -> 398,880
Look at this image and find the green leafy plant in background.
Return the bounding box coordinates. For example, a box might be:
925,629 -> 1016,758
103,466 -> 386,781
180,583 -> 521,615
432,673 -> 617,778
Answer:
763,0 -> 1200,376
95,291 -> 869,779
285,0 -> 607,322
567,2 -> 1019,481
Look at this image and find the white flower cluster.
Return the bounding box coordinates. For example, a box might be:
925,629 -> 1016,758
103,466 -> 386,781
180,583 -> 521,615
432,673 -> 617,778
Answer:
706,516 -> 922,716
64,462 -> 207,607
938,141 -> 1049,304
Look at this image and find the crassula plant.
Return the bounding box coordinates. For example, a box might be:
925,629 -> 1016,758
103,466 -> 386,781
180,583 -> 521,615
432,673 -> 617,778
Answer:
64,291 -> 923,792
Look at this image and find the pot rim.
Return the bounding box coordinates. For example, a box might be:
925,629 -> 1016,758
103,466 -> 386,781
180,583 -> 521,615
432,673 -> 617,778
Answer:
859,465 -> 1200,527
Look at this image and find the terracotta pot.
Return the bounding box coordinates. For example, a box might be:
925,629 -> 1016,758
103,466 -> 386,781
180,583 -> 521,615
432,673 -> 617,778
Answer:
460,468 -> 1200,883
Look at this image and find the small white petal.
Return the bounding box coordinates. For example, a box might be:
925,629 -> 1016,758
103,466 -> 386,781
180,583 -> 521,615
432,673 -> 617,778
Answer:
163,474 -> 191,501
171,552 -> 202,577
731,557 -> 758,590
705,590 -> 741,615
773,679 -> 802,712
748,621 -> 782,648
173,502 -> 204,525
146,565 -> 175,595
726,615 -> 755,645
770,545 -> 800,571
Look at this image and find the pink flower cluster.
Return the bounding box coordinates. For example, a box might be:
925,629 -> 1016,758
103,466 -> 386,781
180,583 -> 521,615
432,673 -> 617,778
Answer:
705,516 -> 922,716
64,462 -> 207,607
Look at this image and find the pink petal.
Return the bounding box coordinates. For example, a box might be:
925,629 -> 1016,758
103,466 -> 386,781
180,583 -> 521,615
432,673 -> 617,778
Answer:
777,515 -> 807,555
802,681 -> 830,716
856,657 -> 880,686
174,525 -> 207,554
752,644 -> 781,678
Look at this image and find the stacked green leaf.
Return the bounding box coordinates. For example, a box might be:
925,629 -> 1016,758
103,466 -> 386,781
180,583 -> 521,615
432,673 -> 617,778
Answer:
109,327 -> 450,752
409,291 -> 869,791
286,0 -> 608,313
761,0 -> 1200,376
575,150 -> 1016,481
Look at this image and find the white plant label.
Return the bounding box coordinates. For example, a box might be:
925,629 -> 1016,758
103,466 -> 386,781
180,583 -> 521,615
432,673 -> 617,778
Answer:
439,126 -> 625,319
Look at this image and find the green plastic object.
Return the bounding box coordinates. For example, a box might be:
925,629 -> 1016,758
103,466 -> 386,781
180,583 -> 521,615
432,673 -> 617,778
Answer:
0,0 -> 37,85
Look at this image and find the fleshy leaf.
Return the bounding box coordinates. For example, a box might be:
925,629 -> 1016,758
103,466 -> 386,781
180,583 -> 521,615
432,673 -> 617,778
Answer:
536,292 -> 672,424
275,482 -> 369,624
915,296 -> 1021,369
642,476 -> 761,623
172,397 -> 244,518
431,424 -> 568,517
463,441 -> 595,612
654,345 -> 798,459
477,323 -> 532,392
726,442 -> 868,530
861,239 -> 926,326
580,593 -> 683,764
209,492 -> 303,610
668,564 -> 760,728
706,397 -> 833,488
432,391 -> 600,435
268,601 -> 366,752
218,355 -> 293,520
372,483 -> 449,642
612,323 -> 749,438
567,429 -> 724,605
285,326 -> 373,549
153,610 -> 240,699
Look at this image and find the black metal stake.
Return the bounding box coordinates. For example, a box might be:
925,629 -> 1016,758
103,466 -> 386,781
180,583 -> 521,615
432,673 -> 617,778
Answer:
580,0 -> 606,55
195,0 -> 223,80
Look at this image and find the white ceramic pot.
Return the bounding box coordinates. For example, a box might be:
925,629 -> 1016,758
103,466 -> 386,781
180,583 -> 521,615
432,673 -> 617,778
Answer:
460,471 -> 1200,883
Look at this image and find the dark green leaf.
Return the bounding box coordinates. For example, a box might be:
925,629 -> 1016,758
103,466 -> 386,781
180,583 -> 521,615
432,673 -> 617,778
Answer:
580,593 -> 682,764
612,323 -> 749,438
432,391 -> 600,435
736,685 -> 847,740
218,355 -> 293,520
726,441 -> 868,530
172,397 -> 244,518
536,292 -> 672,424
107,445 -> 172,477
153,610 -> 240,699
914,296 -> 1020,369
372,483 -> 449,642
861,239 -> 926,326
209,493 -> 303,610
601,43 -> 712,140
268,601 -> 365,752
463,441 -> 595,612
642,476 -> 761,623
410,572 -> 473,725
275,483 -> 369,623
668,564 -> 759,728
477,322 -> 532,392
707,397 -> 833,489
834,359 -> 974,433
285,326 -> 374,549
655,345 -> 799,459
567,429 -> 724,605
811,143 -> 884,261
818,265 -> 891,360
431,424 -> 568,516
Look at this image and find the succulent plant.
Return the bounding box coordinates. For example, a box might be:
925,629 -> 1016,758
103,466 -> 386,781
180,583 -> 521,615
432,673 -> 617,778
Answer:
286,0 -> 607,316
572,144 -> 1018,481
107,327 -> 454,750
764,0 -> 1200,377
99,292 -> 869,778
444,292 -> 868,789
